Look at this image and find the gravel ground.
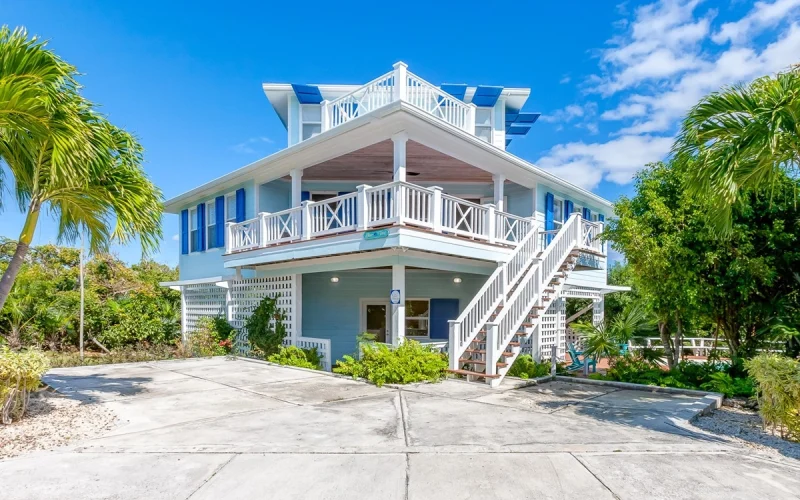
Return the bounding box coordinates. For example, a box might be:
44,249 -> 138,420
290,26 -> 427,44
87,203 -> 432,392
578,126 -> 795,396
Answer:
0,391 -> 117,460
692,406 -> 800,462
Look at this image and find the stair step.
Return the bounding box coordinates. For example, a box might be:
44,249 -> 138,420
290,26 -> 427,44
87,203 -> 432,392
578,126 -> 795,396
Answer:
544,288 -> 555,293
521,322 -> 534,328
532,305 -> 546,310
459,359 -> 509,368
464,349 -> 514,357
508,341 -> 521,347
446,368 -> 500,379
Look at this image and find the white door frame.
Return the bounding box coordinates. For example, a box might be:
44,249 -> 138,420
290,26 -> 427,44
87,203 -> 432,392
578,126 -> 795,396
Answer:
360,298 -> 390,343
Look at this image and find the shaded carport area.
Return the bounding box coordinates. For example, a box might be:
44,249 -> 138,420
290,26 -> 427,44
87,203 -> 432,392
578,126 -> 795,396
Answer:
1,357 -> 798,499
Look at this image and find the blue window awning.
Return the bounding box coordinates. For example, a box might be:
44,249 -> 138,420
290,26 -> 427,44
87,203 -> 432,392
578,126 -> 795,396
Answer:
291,84 -> 323,104
440,83 -> 467,101
471,85 -> 504,107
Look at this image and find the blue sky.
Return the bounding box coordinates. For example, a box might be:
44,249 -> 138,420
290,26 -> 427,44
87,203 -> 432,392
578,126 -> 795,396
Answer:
2,0 -> 799,266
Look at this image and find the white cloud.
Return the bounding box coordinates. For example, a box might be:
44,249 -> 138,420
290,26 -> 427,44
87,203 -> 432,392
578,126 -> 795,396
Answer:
231,136 -> 274,154
540,104 -> 586,123
171,234 -> 179,241
601,102 -> 647,120
713,0 -> 800,44
559,75 -> 571,84
535,135 -> 674,189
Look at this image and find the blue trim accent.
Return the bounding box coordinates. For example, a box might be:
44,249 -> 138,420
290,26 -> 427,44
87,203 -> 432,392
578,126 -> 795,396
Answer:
197,203 -> 206,252
301,191 -> 310,202
564,200 -> 574,222
440,83 -> 467,101
291,84 -> 323,104
471,85 -> 503,107
598,214 -> 605,222
545,192 -> 554,244
235,188 -> 246,223
430,299 -> 459,340
583,207 -> 591,219
215,196 -> 225,248
180,209 -> 189,255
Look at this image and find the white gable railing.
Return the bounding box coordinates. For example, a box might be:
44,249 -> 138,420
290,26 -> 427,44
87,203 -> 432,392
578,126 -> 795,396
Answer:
322,62 -> 477,135
226,181 -> 534,253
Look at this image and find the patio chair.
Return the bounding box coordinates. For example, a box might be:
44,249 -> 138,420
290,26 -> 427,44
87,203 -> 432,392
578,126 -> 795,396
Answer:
619,343 -> 629,356
566,342 -> 596,373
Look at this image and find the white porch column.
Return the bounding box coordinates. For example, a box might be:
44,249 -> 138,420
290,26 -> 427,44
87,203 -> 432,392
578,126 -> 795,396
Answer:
392,132 -> 407,182
290,169 -> 303,207
493,174 -> 505,212
391,264 -> 406,346
392,61 -> 408,101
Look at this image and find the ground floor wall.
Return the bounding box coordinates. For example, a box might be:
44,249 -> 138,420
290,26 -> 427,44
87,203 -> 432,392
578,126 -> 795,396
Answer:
302,270 -> 485,364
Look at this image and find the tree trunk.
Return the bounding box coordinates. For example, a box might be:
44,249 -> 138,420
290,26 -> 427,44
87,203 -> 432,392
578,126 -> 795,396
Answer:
673,313 -> 684,367
658,321 -> 675,369
0,205 -> 40,311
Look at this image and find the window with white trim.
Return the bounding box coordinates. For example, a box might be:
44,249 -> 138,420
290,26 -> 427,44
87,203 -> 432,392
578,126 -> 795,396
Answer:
206,201 -> 217,249
300,104 -> 322,141
189,207 -> 199,252
475,108 -> 493,143
225,193 -> 237,223
405,299 -> 430,337
309,191 -> 337,202
553,198 -> 564,228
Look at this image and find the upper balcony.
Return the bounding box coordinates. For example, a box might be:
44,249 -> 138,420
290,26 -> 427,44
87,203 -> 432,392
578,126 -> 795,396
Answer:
323,63 -> 476,136
225,181 -> 535,262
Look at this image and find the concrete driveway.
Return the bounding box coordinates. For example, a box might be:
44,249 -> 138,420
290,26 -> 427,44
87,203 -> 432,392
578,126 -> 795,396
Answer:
2,357 -> 798,499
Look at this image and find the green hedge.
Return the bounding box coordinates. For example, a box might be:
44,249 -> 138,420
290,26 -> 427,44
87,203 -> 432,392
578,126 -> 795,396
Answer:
267,346 -> 322,370
334,340 -> 447,387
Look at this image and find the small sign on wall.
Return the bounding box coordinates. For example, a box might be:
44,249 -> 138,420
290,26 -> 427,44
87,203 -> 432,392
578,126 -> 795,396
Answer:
364,229 -> 389,240
390,289 -> 401,305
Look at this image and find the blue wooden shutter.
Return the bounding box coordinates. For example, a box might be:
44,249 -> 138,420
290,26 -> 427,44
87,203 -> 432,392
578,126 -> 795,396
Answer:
197,203 -> 206,251
180,209 -> 189,255
564,200 -> 574,222
430,299 -> 459,340
598,214 -> 605,222
544,192 -> 554,245
235,188 -> 246,222
582,207 -> 591,220
215,196 -> 225,248
301,191 -> 310,202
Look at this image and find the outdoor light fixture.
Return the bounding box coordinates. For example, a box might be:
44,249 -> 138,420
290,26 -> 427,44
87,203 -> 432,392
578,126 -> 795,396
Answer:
330,276 -> 339,283
453,277 -> 462,284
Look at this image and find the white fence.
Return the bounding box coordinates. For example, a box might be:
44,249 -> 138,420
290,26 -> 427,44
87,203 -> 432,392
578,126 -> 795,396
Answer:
227,181 -> 534,253
628,337 -> 783,357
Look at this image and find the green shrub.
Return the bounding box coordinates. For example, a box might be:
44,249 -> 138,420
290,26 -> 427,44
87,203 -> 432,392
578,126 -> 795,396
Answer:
700,372 -> 755,398
245,296 -> 287,357
211,316 -> 235,340
333,339 -> 447,387
508,354 -> 551,379
745,354 -> 800,441
190,317 -> 228,357
1,347 -> 49,424
267,346 -> 322,370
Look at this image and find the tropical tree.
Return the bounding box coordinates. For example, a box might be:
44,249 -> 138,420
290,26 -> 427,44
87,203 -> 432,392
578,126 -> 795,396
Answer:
673,66 -> 800,233
0,27 -> 163,310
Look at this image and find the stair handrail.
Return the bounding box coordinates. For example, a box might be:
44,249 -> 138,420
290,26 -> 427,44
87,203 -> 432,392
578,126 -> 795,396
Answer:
487,214 -> 583,369
447,223 -> 539,369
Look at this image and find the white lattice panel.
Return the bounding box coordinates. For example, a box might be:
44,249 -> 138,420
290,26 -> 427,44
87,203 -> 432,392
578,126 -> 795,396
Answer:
229,276 -> 296,355
538,297 -> 566,361
183,284 -> 227,332
593,298 -> 604,326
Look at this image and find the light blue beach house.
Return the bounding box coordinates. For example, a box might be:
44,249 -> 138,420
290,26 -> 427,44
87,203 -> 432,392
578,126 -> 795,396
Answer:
161,62 -> 623,386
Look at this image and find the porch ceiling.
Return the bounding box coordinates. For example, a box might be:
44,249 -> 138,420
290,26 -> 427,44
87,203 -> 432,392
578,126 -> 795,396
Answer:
297,140 -> 494,183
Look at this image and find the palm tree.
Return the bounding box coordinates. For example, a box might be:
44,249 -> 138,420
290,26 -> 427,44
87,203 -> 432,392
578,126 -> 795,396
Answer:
0,27 -> 163,311
571,303 -> 655,360
672,66 -> 800,233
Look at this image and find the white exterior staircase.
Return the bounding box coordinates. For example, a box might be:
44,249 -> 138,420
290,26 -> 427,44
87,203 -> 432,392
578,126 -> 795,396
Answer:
447,214 -> 603,387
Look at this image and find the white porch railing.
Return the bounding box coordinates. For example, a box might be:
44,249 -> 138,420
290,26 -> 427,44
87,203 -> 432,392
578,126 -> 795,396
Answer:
627,338 -> 783,357
322,62 -> 476,135
581,219 -> 604,253
226,181 -> 534,253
